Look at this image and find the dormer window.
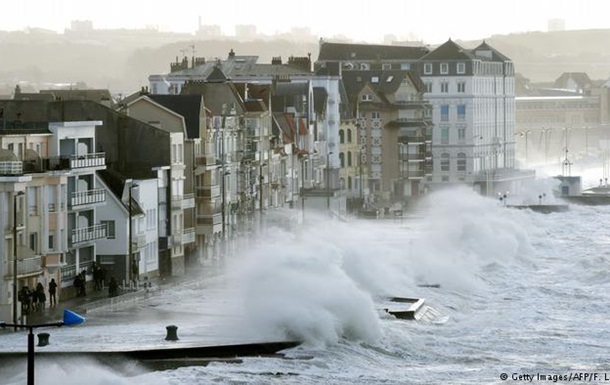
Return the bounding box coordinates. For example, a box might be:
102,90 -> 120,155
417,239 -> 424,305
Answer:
361,94 -> 373,101
371,76 -> 379,83
360,63 -> 370,70
440,63 -> 449,74
424,63 -> 433,75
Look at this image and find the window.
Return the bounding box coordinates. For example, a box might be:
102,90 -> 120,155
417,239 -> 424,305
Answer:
425,82 -> 432,93
339,152 -> 345,168
457,62 -> 466,74
440,82 -> 449,93
457,105 -> 466,121
424,63 -> 432,75
441,153 -> 450,171
361,94 -> 373,101
441,127 -> 449,144
458,127 -> 466,140
382,63 -> 392,70
371,112 -> 381,119
360,63 -> 370,70
440,105 -> 449,122
457,153 -> 466,171
347,151 -> 352,167
371,76 -> 379,83
102,220 -> 115,239
347,129 -> 352,143
48,235 -> 54,250
386,76 -> 393,82
339,129 -> 345,144
29,233 -> 38,252
457,81 -> 466,93
440,63 -> 449,74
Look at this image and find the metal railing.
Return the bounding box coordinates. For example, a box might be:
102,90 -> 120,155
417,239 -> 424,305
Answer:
182,228 -> 196,244
5,255 -> 43,277
0,161 -> 23,175
70,224 -> 107,246
70,188 -> 106,208
69,153 -> 105,169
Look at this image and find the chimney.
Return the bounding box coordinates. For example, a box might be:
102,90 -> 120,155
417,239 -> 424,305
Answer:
272,56 -> 282,65
228,49 -> 235,59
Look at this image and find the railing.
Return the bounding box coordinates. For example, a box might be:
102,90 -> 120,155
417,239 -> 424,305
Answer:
196,214 -> 222,225
182,228 -> 196,244
198,201 -> 222,216
70,188 -> 106,208
173,231 -> 182,245
135,234 -> 146,248
69,152 -> 106,169
399,153 -> 426,161
60,260 -> 94,282
182,193 -> 195,209
196,186 -> 220,198
5,255 -> 43,277
0,161 -> 23,175
71,223 -> 107,246
171,195 -> 182,210
398,136 -> 426,143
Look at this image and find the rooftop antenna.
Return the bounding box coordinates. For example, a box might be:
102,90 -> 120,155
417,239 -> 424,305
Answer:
191,45 -> 196,68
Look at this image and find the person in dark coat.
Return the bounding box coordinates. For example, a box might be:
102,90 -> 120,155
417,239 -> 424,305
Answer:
48,278 -> 58,306
36,282 -> 46,310
108,277 -> 118,298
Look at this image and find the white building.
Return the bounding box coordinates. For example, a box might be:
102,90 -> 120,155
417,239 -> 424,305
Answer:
96,173 -> 159,285
419,40 -> 531,194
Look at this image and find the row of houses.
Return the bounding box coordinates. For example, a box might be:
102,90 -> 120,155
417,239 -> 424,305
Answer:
1,38 -> 536,323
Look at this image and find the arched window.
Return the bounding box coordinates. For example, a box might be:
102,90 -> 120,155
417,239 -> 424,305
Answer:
340,177 -> 346,189
457,153 -> 466,171
348,176 -> 352,190
339,129 -> 345,144
339,152 -> 345,168
347,151 -> 352,167
441,153 -> 450,171
347,129 -> 352,143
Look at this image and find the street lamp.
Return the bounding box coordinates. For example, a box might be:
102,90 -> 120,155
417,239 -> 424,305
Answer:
1,309 -> 85,385
326,152 -> 333,212
300,156 -> 308,223
13,191 -> 24,330
259,162 -> 266,233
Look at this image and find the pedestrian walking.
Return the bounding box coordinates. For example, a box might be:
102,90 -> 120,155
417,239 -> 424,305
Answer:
49,278 -> 58,306
36,282 -> 46,310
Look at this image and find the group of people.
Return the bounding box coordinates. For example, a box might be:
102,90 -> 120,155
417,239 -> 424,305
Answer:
18,279 -> 58,315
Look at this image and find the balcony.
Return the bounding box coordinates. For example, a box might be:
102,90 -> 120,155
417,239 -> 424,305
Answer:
171,195 -> 183,211
68,152 -> 106,169
398,136 -> 426,144
69,188 -> 106,208
0,161 -> 23,175
399,153 -> 426,161
70,224 -> 107,246
195,154 -> 217,167
182,193 -> 195,209
173,231 -> 182,245
182,228 -> 196,244
134,233 -> 146,249
5,255 -> 43,277
196,214 -> 222,235
196,186 -> 220,198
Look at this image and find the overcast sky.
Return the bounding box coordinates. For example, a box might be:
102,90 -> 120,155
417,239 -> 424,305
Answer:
3,0 -> 608,44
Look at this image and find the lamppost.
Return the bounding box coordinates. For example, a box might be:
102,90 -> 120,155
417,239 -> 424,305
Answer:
13,190 -> 24,330
300,155 -> 308,223
259,162 -> 266,233
128,181 -> 139,285
326,152 -> 333,212
1,309 -> 85,385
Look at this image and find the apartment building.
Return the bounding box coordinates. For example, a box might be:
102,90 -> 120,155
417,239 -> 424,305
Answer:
0,119 -> 107,322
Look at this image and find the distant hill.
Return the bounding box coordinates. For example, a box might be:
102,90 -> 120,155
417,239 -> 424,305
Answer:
1,28 -> 609,96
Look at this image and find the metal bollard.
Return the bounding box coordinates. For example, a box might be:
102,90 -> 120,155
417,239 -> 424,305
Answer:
165,325 -> 179,341
37,333 -> 50,347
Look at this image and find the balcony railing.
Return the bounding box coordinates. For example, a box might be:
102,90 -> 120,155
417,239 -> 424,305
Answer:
171,195 -> 182,210
182,228 -> 196,244
398,136 -> 426,143
5,255 -> 43,277
196,186 -> 220,198
70,224 -> 107,246
134,233 -> 146,249
182,193 -> 195,209
399,153 -> 426,161
0,161 -> 23,175
69,153 -> 106,169
196,214 -> 222,226
70,188 -> 106,208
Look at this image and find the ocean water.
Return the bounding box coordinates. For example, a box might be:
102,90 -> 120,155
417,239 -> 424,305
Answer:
2,181 -> 610,385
